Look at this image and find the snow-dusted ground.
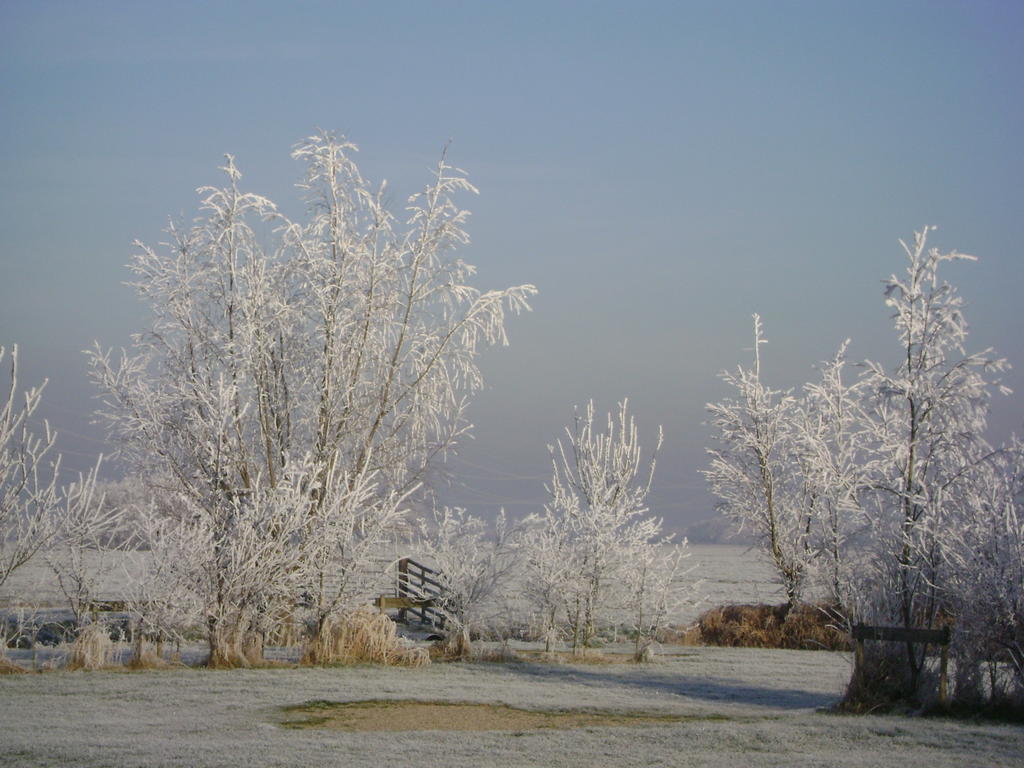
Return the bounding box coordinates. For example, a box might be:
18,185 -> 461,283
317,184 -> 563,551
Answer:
3,546 -> 1022,766
2,645 -> 1022,767
685,544 -> 781,620
0,544 -> 776,629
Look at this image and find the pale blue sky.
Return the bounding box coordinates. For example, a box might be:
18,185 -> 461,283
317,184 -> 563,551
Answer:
2,0 -> 1022,531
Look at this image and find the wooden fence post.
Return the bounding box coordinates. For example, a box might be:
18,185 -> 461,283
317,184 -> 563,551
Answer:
397,558 -> 409,623
939,641 -> 949,707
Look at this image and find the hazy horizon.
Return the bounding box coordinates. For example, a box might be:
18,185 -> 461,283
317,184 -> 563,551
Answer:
3,1 -> 1022,533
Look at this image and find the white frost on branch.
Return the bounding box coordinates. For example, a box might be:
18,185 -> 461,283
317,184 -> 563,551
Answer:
705,317 -> 815,606
0,345 -> 59,590
88,133 -> 535,665
525,400 -> 692,656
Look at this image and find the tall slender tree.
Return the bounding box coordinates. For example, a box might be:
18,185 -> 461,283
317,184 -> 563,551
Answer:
705,316 -> 815,607
796,342 -> 868,615
857,227 -> 1007,691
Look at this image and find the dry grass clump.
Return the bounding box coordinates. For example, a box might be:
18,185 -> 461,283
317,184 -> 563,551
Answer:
690,603 -> 850,651
659,624 -> 703,645
65,623 -> 116,671
0,654 -> 28,674
126,647 -> 177,670
303,608 -> 429,667
266,616 -> 302,648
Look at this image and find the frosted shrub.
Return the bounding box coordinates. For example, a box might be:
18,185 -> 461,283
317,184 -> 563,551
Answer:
418,507 -> 521,660
46,458 -> 124,625
945,441 -> 1024,708
522,400 -> 694,657
624,540 -> 695,661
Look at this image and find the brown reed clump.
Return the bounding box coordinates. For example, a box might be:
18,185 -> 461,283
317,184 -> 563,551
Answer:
0,654 -> 28,674
691,603 -> 850,651
266,612 -> 303,648
659,624 -> 703,646
65,622 -> 116,671
126,646 -> 176,670
302,607 -> 429,667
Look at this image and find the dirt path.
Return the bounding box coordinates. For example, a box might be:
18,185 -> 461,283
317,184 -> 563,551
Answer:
280,699 -> 737,732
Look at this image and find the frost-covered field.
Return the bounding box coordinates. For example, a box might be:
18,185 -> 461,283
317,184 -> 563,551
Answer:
2,646 -> 1023,768
0,544 -> 775,626
3,546 -> 1023,766
685,544 -> 781,620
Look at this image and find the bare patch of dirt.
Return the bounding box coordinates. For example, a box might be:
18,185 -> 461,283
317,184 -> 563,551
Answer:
280,699 -> 728,732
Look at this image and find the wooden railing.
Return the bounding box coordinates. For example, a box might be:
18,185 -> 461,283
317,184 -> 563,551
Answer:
374,557 -> 446,630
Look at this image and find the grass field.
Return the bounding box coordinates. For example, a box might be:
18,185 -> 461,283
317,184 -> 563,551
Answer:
3,645 -> 1023,767
4,545 -> 1020,767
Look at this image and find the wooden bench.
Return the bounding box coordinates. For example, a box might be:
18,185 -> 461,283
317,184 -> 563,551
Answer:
852,624 -> 951,705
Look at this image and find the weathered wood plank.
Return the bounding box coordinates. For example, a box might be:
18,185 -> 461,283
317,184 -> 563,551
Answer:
374,596 -> 435,611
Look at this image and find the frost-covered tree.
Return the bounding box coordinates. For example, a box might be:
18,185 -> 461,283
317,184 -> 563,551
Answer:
120,505 -> 203,662
417,506 -> 520,659
705,317 -> 815,607
89,133 -> 535,664
300,464 -> 409,663
856,228 -> 1007,692
945,440 -> 1024,704
45,458 -> 124,626
703,228 -> 1016,708
623,536 -> 694,661
520,505 -> 576,652
546,400 -> 666,653
796,343 -> 869,614
523,401 -> 692,659
0,345 -> 59,589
